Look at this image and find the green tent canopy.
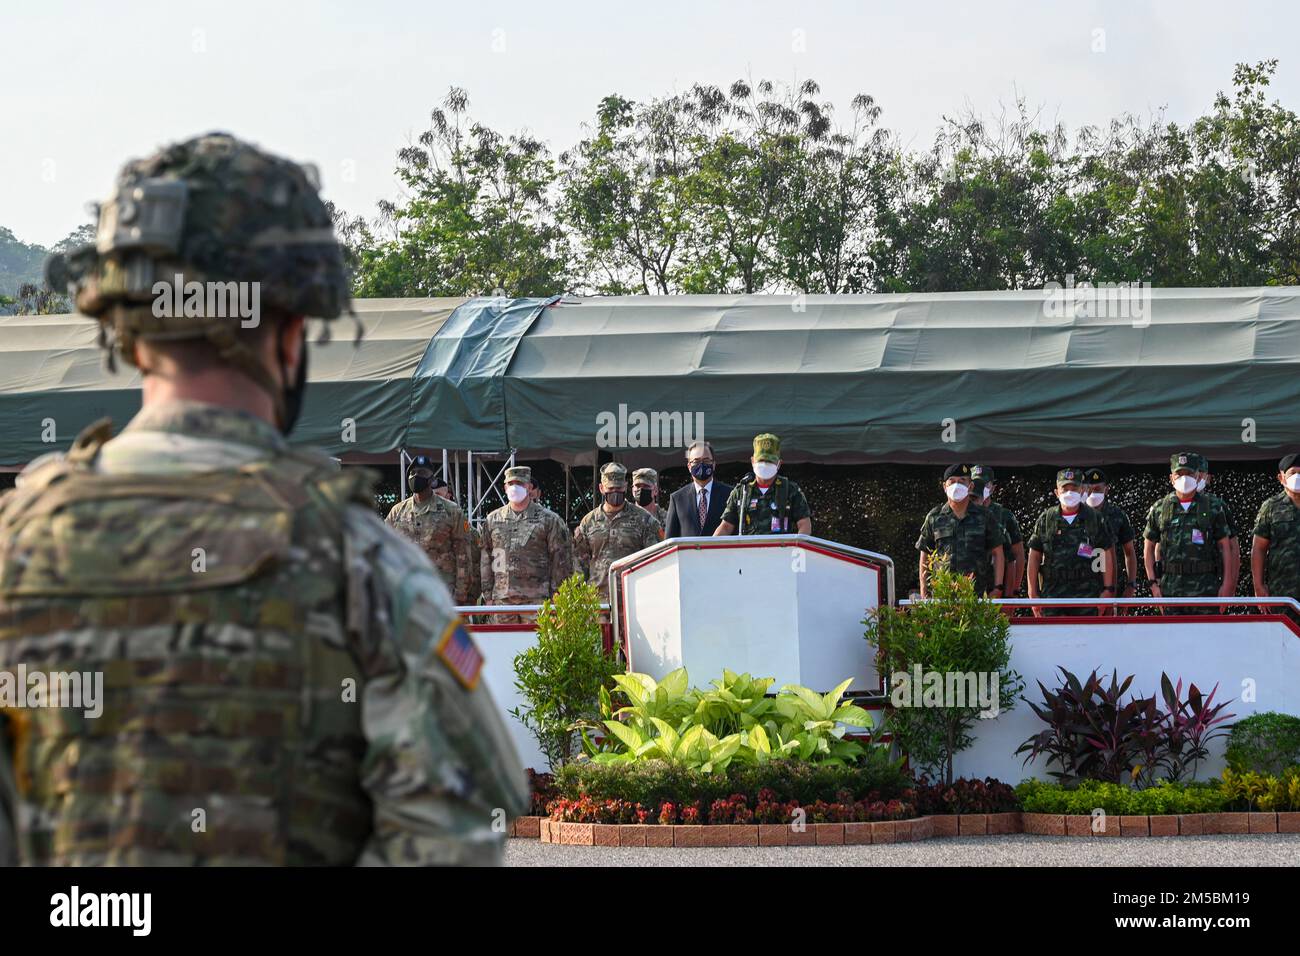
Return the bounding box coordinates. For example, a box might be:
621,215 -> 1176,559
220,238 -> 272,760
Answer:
2,288 -> 1297,469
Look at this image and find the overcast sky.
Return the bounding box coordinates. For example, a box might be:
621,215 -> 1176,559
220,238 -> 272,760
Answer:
3,0 -> 1296,248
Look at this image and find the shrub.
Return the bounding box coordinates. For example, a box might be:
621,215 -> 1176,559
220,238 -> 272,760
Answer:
1220,767 -> 1300,811
866,560 -> 1023,785
1224,712 -> 1300,775
1015,778 -> 1230,816
525,769 -> 556,817
588,667 -> 875,771
510,574 -> 622,771
1016,668 -> 1233,786
911,777 -> 1020,814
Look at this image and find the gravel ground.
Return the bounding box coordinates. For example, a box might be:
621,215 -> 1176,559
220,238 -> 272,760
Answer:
506,833 -> 1300,867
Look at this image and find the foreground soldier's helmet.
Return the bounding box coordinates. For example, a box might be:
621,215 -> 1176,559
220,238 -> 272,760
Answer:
44,132 -> 351,410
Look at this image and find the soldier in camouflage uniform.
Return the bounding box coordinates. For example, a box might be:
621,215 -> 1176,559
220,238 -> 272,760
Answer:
1251,452 -> 1300,601
480,465 -> 574,622
574,463 -> 663,600
1193,455 -> 1241,595
632,467 -> 668,531
0,133 -> 527,866
385,455 -> 476,605
1026,469 -> 1116,616
1144,452 -> 1233,613
971,465 -> 1024,597
1082,467 -> 1137,606
715,434 -> 812,537
915,464 -> 1007,598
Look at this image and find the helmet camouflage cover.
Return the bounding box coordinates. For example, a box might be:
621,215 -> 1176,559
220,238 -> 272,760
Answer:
45,131 -> 352,364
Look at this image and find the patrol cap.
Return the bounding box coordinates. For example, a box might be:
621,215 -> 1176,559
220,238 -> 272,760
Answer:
1170,452 -> 1196,473
504,465 -> 532,483
970,464 -> 995,483
1056,468 -> 1084,487
942,463 -> 971,481
753,433 -> 782,462
600,462 -> 628,488
1194,453 -> 1210,473
632,467 -> 658,485
408,454 -> 435,472
1083,467 -> 1107,485
1279,453 -> 1300,473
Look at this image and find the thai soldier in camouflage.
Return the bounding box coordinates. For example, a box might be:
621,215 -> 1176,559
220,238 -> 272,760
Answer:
385,455 -> 475,605
1193,454 -> 1241,595
715,433 -> 813,537
1026,468 -> 1116,617
574,463 -> 663,600
1251,452 -> 1300,601
480,465 -> 574,623
916,464 -> 1006,598
1144,452 -> 1234,612
632,467 -> 667,531
971,465 -> 1024,597
0,133 -> 527,867
1082,468 -> 1137,607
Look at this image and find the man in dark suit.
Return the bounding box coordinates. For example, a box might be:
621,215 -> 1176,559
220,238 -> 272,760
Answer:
664,440 -> 732,538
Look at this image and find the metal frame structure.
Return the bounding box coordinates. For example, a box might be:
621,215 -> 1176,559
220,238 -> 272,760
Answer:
397,447 -> 518,530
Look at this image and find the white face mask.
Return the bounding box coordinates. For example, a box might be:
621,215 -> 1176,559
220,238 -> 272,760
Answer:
1174,475 -> 1198,495
981,486 -> 992,500
506,484 -> 529,504
754,462 -> 779,481
1085,491 -> 1105,508
1059,491 -> 1082,509
945,483 -> 969,502
1196,477 -> 1207,492
1286,473 -> 1300,492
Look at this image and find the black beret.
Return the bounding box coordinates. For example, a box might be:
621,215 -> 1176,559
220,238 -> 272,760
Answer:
1083,467 -> 1107,485
1280,453 -> 1300,473
943,463 -> 970,481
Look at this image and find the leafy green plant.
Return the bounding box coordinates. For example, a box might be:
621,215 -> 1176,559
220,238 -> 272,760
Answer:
1220,767 -> 1300,811
1015,778 -> 1230,816
510,574 -> 621,771
1224,712 -> 1300,775
865,560 -> 1022,785
587,668 -> 875,771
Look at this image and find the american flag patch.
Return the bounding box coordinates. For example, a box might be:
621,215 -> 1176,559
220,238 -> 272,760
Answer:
436,618 -> 484,690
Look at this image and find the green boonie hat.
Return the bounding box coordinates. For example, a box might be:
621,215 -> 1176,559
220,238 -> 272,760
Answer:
1170,452 -> 1196,473
1083,467 -> 1107,485
1056,468 -> 1084,487
632,468 -> 658,484
505,466 -> 532,483
753,433 -> 781,462
600,462 -> 628,487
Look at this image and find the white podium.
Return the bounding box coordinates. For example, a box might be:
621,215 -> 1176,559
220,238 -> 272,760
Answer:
609,535 -> 893,695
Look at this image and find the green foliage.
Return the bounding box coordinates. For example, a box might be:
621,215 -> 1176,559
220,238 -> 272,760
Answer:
510,574 -> 620,771
556,753 -> 911,808
1224,712 -> 1300,775
865,560 -> 1022,785
1015,778 -> 1230,816
1220,767 -> 1300,812
588,667 -> 874,772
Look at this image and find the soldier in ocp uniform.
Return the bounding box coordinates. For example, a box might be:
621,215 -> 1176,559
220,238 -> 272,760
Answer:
480,465 -> 574,622
385,455 -> 476,605
632,467 -> 668,531
1251,452 -> 1300,601
1082,467 -> 1137,613
971,465 -> 1024,597
573,463 -> 663,600
1026,469 -> 1116,617
0,133 -> 527,866
915,464 -> 1006,598
1144,452 -> 1233,613
715,433 -> 812,537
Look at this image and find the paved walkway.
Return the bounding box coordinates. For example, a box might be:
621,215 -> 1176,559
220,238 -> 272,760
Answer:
506,833 -> 1300,867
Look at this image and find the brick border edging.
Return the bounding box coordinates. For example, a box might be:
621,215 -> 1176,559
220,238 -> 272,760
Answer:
525,810 -> 1300,845
1023,811 -> 1300,836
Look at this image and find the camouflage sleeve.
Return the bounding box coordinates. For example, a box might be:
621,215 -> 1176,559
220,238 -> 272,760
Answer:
1116,509 -> 1136,546
479,522 -> 494,602
451,508 -> 472,606
466,526 -> 482,603
384,498 -> 401,527
915,512 -> 933,552
1210,502 -> 1231,542
550,513 -> 575,591
573,520 -> 591,579
1143,502 -> 1161,542
1093,511 -> 1115,550
1026,512 -> 1047,552
720,486 -> 742,526
1221,501 -> 1237,538
788,483 -> 811,522
1003,511 -> 1023,546
1252,499 -> 1273,540
641,514 -> 660,550
985,509 -> 1006,550
0,716 -> 16,866
343,506 -> 529,865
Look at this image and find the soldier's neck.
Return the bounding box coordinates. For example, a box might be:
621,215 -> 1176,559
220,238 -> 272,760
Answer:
141,367 -> 277,425
509,501 -> 530,513
603,503 -> 625,515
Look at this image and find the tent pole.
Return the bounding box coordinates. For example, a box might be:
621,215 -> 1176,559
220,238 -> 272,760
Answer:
564,463 -> 571,524
453,451 -> 461,505
399,448 -> 409,499
441,449 -> 449,485
467,449 -> 474,522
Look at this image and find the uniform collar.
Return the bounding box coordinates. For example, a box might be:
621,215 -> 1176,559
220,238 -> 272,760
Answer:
123,399 -> 288,455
